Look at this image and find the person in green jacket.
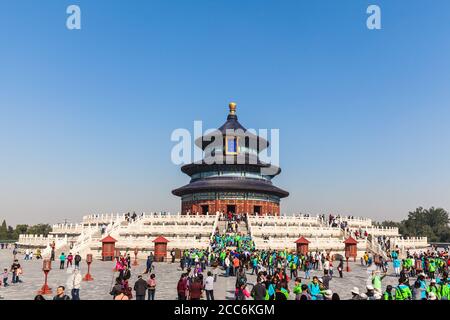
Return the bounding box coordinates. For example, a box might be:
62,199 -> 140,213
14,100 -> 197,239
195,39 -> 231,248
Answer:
293,277 -> 302,300
428,259 -> 436,279
395,279 -> 412,300
371,270 -> 386,294
427,279 -> 440,299
439,281 -> 450,300
383,285 -> 395,300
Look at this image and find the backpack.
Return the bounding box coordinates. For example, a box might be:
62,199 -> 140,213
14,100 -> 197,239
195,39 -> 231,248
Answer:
395,286 -> 410,300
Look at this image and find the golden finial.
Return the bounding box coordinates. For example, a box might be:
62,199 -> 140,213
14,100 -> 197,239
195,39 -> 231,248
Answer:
229,102 -> 237,115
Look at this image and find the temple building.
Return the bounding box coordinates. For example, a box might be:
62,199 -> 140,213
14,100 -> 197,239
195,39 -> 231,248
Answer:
172,103 -> 289,215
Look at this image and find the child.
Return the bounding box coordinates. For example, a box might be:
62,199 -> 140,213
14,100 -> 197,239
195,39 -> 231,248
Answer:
235,284 -> 251,300
147,274 -> 156,300
3,268 -> 8,287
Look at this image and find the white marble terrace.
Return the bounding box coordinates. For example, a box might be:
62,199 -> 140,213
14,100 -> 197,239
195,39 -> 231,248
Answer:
16,212 -> 428,258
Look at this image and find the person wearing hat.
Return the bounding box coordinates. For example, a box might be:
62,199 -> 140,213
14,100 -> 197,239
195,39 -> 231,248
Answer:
322,289 -> 333,300
365,284 -> 378,300
371,270 -> 386,294
383,285 -> 395,300
427,279 -> 440,299
428,292 -> 437,300
359,293 -> 368,300
317,277 -> 324,291
351,287 -> 362,300
415,273 -> 428,300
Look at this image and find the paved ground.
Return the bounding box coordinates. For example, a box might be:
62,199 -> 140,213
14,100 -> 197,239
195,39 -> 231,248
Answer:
0,249 -> 409,300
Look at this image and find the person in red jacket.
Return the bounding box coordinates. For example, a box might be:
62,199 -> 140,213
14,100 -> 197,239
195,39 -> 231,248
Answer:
66,253 -> 74,268
176,274 -> 188,300
189,277 -> 203,300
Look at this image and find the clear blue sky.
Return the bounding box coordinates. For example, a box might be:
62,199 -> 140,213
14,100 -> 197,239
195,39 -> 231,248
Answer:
1,0 -> 449,225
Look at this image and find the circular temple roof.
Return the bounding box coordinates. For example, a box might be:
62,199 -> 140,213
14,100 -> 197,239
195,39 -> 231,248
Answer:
195,103 -> 269,151
171,177 -> 289,198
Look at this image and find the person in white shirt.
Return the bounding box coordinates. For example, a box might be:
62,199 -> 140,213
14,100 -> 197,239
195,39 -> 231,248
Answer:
323,259 -> 330,275
66,268 -> 82,300
211,264 -> 219,282
315,253 -> 321,270
224,256 -> 231,277
203,271 -> 215,300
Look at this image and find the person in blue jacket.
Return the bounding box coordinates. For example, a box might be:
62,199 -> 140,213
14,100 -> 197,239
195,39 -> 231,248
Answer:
417,273 -> 428,300
393,258 -> 401,277
308,276 -> 322,300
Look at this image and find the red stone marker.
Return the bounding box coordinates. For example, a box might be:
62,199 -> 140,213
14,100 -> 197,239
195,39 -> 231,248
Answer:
83,253 -> 94,281
38,259 -> 52,295
133,247 -> 139,266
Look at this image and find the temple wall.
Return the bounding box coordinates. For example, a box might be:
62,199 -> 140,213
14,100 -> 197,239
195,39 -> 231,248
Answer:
181,199 -> 280,215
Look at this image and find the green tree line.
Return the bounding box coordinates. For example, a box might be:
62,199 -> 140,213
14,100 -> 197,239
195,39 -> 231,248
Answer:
0,220 -> 52,241
375,207 -> 450,242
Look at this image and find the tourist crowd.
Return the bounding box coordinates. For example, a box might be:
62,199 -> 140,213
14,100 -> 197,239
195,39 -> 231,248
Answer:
1,214 -> 450,301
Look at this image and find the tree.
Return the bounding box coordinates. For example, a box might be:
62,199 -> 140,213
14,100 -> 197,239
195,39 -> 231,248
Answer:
14,224 -> 28,239
27,224 -> 52,236
0,220 -> 7,240
7,226 -> 14,240
378,220 -> 401,228
382,207 -> 450,242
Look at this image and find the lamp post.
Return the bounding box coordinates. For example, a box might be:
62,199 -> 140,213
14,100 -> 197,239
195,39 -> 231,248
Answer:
345,251 -> 351,272
38,259 -> 52,295
83,254 -> 94,281
133,247 -> 139,266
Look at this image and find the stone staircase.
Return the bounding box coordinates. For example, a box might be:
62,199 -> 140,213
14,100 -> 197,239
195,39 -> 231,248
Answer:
63,216 -> 125,258
217,220 -> 227,235
237,221 -> 249,235
367,236 -> 389,261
